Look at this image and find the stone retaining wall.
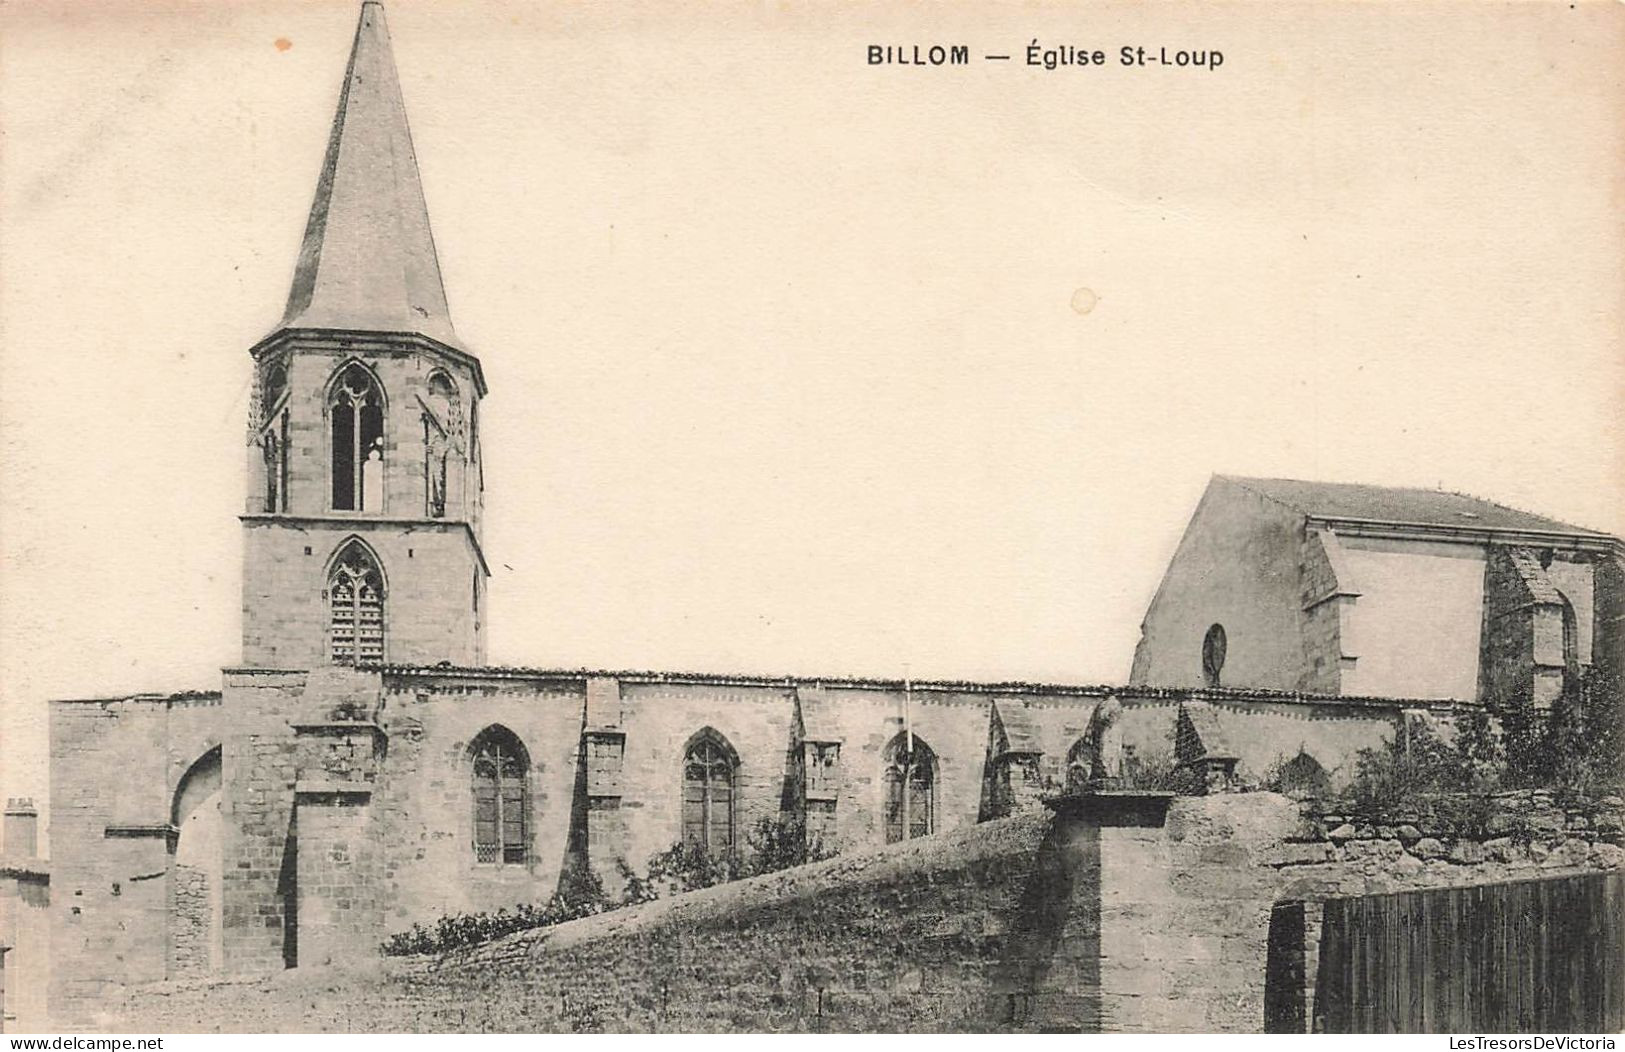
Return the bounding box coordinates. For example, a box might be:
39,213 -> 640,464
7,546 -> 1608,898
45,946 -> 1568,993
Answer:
111,792 -> 1625,1034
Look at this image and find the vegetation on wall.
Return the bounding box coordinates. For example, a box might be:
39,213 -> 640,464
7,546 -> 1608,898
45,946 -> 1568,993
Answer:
1119,748 -> 1205,795
1327,669 -> 1624,835
381,813 -> 834,956
379,869 -> 611,956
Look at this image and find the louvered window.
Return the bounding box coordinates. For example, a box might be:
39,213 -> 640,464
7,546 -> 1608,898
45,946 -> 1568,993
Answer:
328,543 -> 384,665
471,727 -> 528,864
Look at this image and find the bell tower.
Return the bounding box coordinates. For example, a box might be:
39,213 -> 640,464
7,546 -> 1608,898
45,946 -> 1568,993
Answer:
241,1 -> 488,669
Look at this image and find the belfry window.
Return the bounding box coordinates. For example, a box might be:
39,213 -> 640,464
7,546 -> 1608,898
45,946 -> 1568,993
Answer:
330,363 -> 385,511
682,731 -> 738,854
259,362 -> 290,514
470,726 -> 528,864
327,541 -> 385,665
883,733 -> 936,843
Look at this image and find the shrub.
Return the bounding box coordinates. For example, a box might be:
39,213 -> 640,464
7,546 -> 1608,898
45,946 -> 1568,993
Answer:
1497,669 -> 1623,796
1120,748 -> 1203,794
379,869 -> 610,956
1260,751 -> 1332,798
742,812 -> 835,876
1341,717 -> 1467,817
1332,715 -> 1504,835
640,814 -> 839,896
642,840 -> 742,896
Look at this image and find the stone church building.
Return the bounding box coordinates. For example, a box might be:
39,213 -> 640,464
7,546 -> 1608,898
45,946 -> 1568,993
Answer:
1132,475 -> 1624,707
24,2 -> 1621,1032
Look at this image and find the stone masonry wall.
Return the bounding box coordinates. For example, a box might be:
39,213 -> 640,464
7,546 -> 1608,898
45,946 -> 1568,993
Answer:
48,691 -> 225,1028
241,340 -> 486,670
370,675 -> 585,932
241,522 -> 482,670
1480,546 -> 1548,708
1297,530 -> 1352,694
1595,553 -> 1625,697
113,789 -> 1623,1035
55,662 -> 1421,1019
170,866 -> 210,977
116,810 -> 1055,1033
219,671 -> 306,978
294,794 -> 380,968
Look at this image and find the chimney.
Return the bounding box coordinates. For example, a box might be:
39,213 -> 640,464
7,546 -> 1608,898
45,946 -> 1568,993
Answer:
3,799 -> 37,858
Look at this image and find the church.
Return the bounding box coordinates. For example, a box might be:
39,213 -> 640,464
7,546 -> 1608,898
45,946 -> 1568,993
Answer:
17,2 -> 1619,1033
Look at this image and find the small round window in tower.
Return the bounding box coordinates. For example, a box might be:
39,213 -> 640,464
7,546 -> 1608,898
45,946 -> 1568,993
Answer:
1201,623 -> 1227,688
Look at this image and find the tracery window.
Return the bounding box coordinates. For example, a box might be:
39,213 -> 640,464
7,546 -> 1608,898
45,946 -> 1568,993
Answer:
883,733 -> 935,843
330,363 -> 385,511
327,540 -> 384,665
682,731 -> 737,854
470,726 -> 528,864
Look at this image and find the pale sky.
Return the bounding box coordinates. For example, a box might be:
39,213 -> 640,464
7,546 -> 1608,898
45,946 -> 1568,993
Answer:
2,0 -> 1621,851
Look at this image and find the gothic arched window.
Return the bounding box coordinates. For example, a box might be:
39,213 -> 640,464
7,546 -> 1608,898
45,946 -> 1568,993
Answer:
259,362 -> 290,513
1065,737 -> 1097,794
682,730 -> 738,854
329,363 -> 385,512
327,540 -> 385,665
470,726 -> 528,865
883,733 -> 936,843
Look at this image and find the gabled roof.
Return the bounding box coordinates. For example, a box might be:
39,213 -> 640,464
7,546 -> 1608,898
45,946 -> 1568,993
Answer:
1222,476 -> 1611,540
274,2 -> 463,351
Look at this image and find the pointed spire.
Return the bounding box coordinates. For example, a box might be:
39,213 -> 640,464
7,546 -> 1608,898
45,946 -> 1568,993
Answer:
278,2 -> 460,349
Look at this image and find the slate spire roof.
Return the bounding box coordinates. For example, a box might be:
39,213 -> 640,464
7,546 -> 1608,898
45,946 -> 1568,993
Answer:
276,2 -> 461,350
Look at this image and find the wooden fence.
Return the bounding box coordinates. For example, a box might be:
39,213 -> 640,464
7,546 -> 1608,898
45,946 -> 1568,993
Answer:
1267,870 -> 1624,1033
